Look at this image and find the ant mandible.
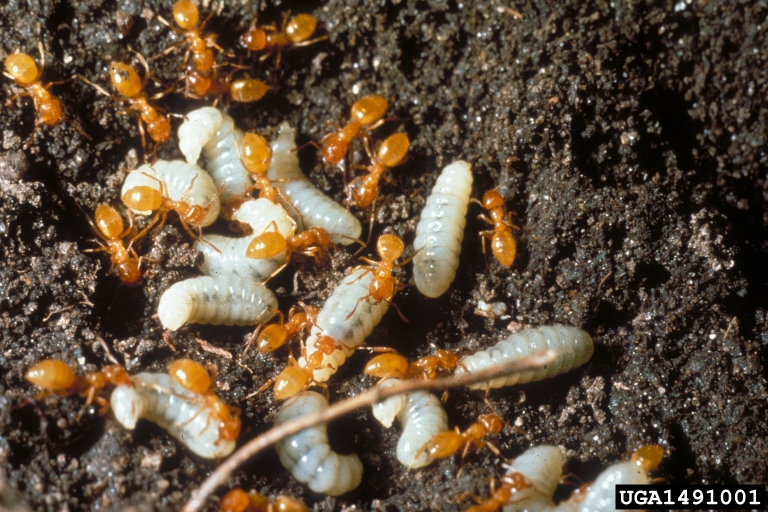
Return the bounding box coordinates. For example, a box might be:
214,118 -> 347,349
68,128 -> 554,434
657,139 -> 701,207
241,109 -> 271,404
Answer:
83,204 -> 145,287
240,11 -> 327,69
473,189 -> 519,267
317,94 -> 389,166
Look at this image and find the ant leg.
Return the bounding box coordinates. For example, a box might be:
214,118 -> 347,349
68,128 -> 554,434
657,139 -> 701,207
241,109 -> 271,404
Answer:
23,121 -> 42,150
293,35 -> 329,48
389,301 -> 410,323
364,198 -> 377,247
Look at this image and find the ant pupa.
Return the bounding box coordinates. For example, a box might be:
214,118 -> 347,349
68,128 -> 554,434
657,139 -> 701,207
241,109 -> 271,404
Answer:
370,378 -> 448,468
474,189 -> 519,267
25,359 -> 131,415
317,94 -> 389,166
157,275 -> 277,331
220,488 -> 309,512
347,132 -> 410,209
455,325 -> 594,390
267,122 -> 362,244
110,365 -> 241,459
3,43 -> 63,148
240,12 -> 327,69
82,204 -> 144,287
121,160 -> 222,239
274,391 -> 363,495
412,160 -> 473,298
79,57 -> 172,158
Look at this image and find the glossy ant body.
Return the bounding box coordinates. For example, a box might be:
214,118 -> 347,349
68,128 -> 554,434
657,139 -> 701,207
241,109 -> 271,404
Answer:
240,12 -> 327,69
84,204 -> 144,287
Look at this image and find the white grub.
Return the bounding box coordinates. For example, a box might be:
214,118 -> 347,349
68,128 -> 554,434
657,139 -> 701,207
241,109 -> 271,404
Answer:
412,160 -> 473,298
456,325 -> 594,390
298,268 -> 389,382
110,372 -> 235,459
577,460 -> 650,512
266,122 -> 362,244
502,445 -> 563,512
370,378 -> 448,468
177,106 -> 223,164
157,275 -> 276,331
195,199 -> 294,281
274,391 -> 363,496
474,300 -> 508,320
121,159 -> 221,226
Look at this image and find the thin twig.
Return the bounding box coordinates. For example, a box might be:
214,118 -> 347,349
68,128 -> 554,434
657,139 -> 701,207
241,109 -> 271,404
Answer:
182,350 -> 558,512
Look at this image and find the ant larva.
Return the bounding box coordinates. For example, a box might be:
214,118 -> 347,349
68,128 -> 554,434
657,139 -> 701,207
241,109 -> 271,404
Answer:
473,189 -> 519,268
455,325 -> 594,390
82,204 -> 144,287
274,391 -> 363,496
240,12 -> 327,69
78,56 -> 172,158
220,488 -> 309,512
244,303 -> 318,355
3,43 -> 65,149
347,132 -> 410,209
121,160 -> 222,241
364,349 -> 459,381
110,364 -> 242,459
412,160 -> 474,298
317,94 -> 389,166
25,359 -> 131,415
371,379 -> 448,468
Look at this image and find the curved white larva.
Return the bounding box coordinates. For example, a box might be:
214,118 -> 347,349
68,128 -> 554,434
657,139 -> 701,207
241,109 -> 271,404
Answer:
412,160 -> 473,298
577,460 -> 650,512
157,275 -> 277,331
266,122 -> 362,244
199,110 -> 254,207
178,106 -> 223,164
370,378 -> 448,468
110,372 -> 235,459
121,159 -> 221,226
194,199 -> 294,280
298,267 -> 389,382
456,325 -> 594,390
274,391 -> 363,496
502,445 -> 564,512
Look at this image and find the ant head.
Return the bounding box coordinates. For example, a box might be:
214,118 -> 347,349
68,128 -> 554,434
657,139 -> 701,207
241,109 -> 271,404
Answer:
286,14 -> 318,43
482,189 -> 504,210
631,444 -> 664,472
377,133 -> 409,167
172,0 -> 200,30
242,132 -> 272,175
376,234 -> 404,262
241,28 -> 267,51
5,53 -> 39,85
109,62 -> 143,98
351,95 -> 388,126
102,365 -> 131,386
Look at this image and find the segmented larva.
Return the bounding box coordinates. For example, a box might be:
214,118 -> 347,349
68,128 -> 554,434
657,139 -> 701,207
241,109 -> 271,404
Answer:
456,325 -> 594,390
298,267 -> 390,382
371,378 -> 448,468
576,460 -> 653,512
178,107 -> 254,207
195,199 -> 294,280
110,372 -> 236,459
412,160 -> 473,298
274,391 -> 363,496
501,445 -> 564,512
267,122 -> 362,245
157,275 -> 277,331
121,159 -> 221,226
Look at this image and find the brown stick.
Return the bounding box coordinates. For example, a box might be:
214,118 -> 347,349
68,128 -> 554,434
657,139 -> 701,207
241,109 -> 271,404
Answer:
182,350 -> 558,512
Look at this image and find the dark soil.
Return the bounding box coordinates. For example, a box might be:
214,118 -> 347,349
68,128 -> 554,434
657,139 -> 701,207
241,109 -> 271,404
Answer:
1,0 -> 767,510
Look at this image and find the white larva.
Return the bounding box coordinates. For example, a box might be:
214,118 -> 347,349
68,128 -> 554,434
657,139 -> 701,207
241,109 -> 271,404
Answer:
502,445 -> 564,512
267,122 -> 362,245
177,106 -> 254,208
194,199 -> 294,281
298,267 -> 390,382
412,160 -> 473,298
455,325 -> 594,390
157,275 -> 277,331
577,460 -> 650,512
274,391 -> 363,496
121,159 -> 221,226
370,378 -> 448,468
110,372 -> 235,459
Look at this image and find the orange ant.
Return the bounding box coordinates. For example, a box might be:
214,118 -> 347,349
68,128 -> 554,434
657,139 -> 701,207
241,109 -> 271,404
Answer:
167,358 -> 242,443
364,349 -> 460,381
316,94 -> 389,166
463,471 -> 533,512
345,234 -> 414,320
472,190 -> 519,267
3,43 -> 66,149
240,11 -> 327,69
220,487 -> 309,512
347,132 -> 410,209
246,220 -> 334,272
83,204 -> 145,287
243,303 -> 319,355
24,359 -> 131,415
78,56 -> 172,158
258,341 -> 330,401
414,413 -> 507,471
